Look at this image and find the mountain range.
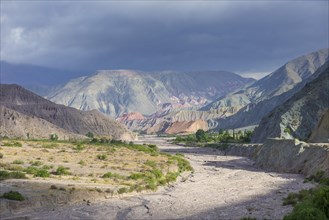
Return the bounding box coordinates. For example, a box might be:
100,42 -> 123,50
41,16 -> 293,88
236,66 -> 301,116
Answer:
111,48 -> 329,134
1,48 -> 328,141
46,70 -> 254,117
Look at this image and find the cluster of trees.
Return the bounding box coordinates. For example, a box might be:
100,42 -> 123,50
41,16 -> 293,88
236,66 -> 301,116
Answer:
175,129 -> 253,143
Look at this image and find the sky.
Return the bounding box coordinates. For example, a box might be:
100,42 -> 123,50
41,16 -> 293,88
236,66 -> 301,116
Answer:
1,1 -> 328,80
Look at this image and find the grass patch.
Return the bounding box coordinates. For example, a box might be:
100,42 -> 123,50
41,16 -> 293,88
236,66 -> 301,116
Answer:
12,160 -> 24,164
41,143 -> 59,149
283,171 -> 329,220
97,154 -> 107,160
73,143 -> 85,151
102,172 -> 126,179
0,170 -> 26,180
117,187 -> 129,194
78,160 -> 86,166
30,161 -> 43,166
144,160 -> 157,168
54,166 -> 71,175
2,141 -> 22,147
1,191 -> 25,201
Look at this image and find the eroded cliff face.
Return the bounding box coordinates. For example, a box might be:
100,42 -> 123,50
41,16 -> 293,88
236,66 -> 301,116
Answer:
254,139 -> 329,177
220,139 -> 329,178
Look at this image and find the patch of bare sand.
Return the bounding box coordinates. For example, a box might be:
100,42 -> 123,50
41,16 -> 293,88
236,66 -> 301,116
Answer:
1,136 -> 314,219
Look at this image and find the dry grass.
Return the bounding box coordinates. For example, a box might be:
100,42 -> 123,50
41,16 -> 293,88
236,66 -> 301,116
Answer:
0,141 -> 177,185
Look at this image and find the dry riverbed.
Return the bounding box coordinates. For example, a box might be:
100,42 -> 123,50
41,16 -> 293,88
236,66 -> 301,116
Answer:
1,136 -> 314,219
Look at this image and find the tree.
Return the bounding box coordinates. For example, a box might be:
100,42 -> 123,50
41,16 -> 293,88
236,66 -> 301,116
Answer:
195,129 -> 206,142
86,132 -> 94,139
50,133 -> 58,141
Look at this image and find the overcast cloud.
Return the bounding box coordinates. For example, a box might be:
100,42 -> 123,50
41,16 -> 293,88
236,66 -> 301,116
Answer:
1,1 -> 328,78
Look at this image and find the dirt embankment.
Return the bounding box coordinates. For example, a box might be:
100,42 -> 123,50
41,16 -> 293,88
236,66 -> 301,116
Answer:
223,139 -> 329,177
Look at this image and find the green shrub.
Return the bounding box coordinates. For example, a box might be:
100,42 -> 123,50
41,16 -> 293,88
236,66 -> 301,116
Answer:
12,160 -> 24,164
283,192 -> 299,206
283,186 -> 329,219
284,203 -> 327,220
35,169 -> 50,177
50,134 -> 58,141
86,132 -> 94,139
24,166 -> 39,175
78,160 -> 86,166
284,127 -> 292,134
117,187 -> 129,194
144,160 -> 157,168
165,172 -> 179,183
97,154 -> 107,160
42,165 -> 53,170
30,161 -> 43,166
0,170 -> 26,180
55,166 -> 70,175
128,173 -> 145,180
74,143 -> 85,151
2,141 -> 22,147
0,153 -> 3,158
102,172 -> 125,179
1,191 -> 25,201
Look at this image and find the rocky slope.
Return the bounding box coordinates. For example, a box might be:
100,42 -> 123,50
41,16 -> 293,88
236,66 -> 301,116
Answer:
202,48 -> 329,129
0,84 -> 135,140
47,70 -> 254,117
204,48 -> 328,112
251,61 -> 329,143
0,105 -> 84,140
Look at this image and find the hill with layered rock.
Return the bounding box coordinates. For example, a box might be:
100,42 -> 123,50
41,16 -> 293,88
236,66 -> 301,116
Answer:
201,48 -> 329,129
251,61 -> 329,143
47,70 -> 254,117
0,84 -> 135,140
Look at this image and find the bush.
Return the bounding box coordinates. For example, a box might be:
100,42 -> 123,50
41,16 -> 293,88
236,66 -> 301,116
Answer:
50,134 -> 58,141
30,161 -> 43,166
97,154 -> 107,160
117,187 -> 129,194
144,160 -> 157,168
129,173 -> 145,180
12,160 -> 24,164
55,166 -> 70,175
24,166 -> 39,175
165,172 -> 179,183
0,153 -> 3,158
0,170 -> 26,180
102,172 -> 125,179
1,191 -> 25,201
74,143 -> 85,151
283,186 -> 329,219
86,132 -> 94,139
196,129 -> 206,142
2,141 -> 22,147
284,204 -> 327,220
35,169 -> 50,177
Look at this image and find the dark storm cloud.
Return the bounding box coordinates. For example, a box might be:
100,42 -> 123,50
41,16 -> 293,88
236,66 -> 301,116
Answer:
1,1 -> 328,76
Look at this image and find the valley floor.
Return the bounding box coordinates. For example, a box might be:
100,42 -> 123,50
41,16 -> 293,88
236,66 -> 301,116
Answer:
4,136 -> 314,220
